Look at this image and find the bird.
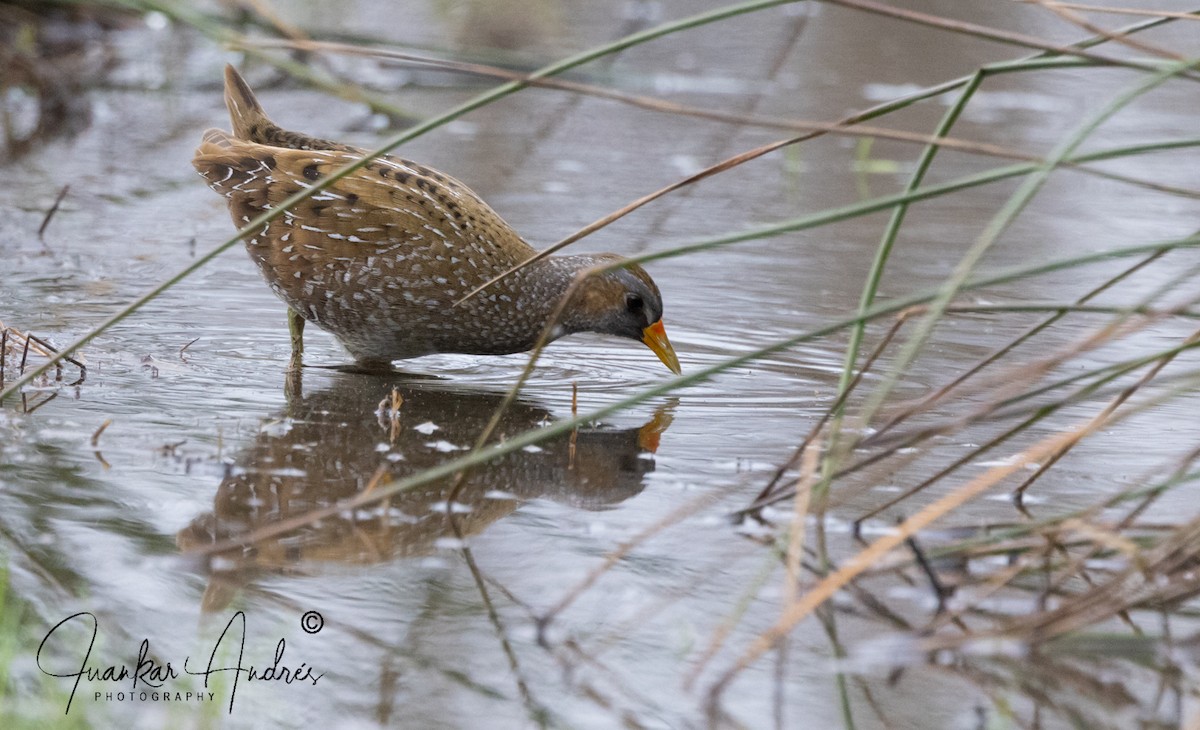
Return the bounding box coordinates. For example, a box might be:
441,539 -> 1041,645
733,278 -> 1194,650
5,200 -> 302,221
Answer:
192,65 -> 680,374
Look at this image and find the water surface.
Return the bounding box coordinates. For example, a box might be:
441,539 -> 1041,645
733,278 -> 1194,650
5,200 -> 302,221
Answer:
4,1 -> 1200,728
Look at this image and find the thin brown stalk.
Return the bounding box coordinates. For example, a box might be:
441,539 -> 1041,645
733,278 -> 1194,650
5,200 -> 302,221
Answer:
861,308 -> 1177,450
705,410 -> 1119,704
817,0 -> 1194,76
743,307 -> 914,512
1022,2 -> 1200,22
783,444 -> 821,606
441,266 -> 603,512
233,0 -> 308,41
1115,441 -> 1200,527
90,419 -> 112,447
760,308 -> 1178,521
537,487 -> 730,634
37,184 -> 68,243
179,336 -> 200,361
558,639 -> 669,722
1013,327 -> 1200,499
1026,0 -> 1186,60
239,38 -> 1037,162
456,537 -> 549,724
922,554 -> 1030,634
868,250 -> 1168,444
928,516 -> 1200,646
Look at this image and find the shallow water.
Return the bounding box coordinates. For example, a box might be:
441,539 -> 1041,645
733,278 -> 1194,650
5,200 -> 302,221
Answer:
4,1 -> 1200,728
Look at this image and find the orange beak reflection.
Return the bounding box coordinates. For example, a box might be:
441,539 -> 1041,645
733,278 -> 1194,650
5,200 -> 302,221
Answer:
641,319 -> 681,375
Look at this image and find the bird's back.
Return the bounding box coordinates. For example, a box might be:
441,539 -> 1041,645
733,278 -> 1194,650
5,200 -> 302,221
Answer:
192,66 -> 546,362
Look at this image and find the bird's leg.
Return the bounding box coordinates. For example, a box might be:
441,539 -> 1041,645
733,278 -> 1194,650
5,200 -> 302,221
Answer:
285,308 -> 305,401
287,308 -> 305,370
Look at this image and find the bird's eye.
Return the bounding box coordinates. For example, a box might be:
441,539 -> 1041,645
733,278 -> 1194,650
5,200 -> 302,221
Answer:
625,293 -> 644,312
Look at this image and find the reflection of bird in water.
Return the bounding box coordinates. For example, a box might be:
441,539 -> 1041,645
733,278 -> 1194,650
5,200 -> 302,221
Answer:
177,373 -> 673,611
192,65 -> 681,374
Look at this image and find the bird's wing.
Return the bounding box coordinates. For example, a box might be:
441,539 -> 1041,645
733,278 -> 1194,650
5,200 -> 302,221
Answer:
192,132 -> 535,265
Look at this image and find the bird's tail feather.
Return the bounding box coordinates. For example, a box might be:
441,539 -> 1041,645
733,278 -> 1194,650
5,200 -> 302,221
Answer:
222,64 -> 357,153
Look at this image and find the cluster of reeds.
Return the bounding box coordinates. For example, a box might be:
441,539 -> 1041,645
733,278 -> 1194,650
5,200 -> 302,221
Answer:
5,0 -> 1200,726
0,321 -> 86,414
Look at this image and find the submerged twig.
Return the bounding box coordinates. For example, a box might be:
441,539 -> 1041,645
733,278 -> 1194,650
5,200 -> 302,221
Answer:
0,323 -> 86,398
37,183 -> 69,244
90,419 -> 112,447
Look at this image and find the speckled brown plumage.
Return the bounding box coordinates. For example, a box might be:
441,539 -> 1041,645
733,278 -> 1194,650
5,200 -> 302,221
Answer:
192,65 -> 680,373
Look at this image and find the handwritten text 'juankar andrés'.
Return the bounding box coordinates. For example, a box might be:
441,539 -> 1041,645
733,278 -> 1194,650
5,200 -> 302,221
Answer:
37,611 -> 324,714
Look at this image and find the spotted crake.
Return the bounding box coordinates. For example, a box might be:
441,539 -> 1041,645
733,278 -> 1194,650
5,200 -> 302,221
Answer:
193,65 -> 680,373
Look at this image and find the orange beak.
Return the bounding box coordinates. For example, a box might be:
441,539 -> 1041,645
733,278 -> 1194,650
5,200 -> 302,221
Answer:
641,319 -> 681,375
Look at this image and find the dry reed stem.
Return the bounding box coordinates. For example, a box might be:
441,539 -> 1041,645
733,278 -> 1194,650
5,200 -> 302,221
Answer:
454,540 -> 547,722
860,308 -> 1178,452
1027,0 -> 1187,60
683,555 -> 781,691
537,487 -> 731,633
1,322 -> 52,360
867,250 -> 1168,444
231,0 -> 308,41
883,342 -> 1200,650
90,419 -> 112,447
1058,518 -> 1143,563
755,308 -> 1176,524
742,307 -> 915,513
705,411 -> 1117,704
358,463 -> 389,498
818,0 -> 1192,76
0,322 -> 86,391
241,38 -> 1040,164
178,336 -> 200,361
1022,2 -> 1200,23
1116,440 -> 1200,527
922,555 -> 1032,634
783,443 -> 821,606
1013,326 -> 1200,499
923,515 -> 1200,649
37,183 -> 68,243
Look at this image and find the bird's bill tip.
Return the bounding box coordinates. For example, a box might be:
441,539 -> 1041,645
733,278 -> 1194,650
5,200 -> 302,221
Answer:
642,320 -> 681,375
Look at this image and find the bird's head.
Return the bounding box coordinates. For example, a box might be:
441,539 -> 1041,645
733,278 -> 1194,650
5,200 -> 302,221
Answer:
564,255 -> 681,375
